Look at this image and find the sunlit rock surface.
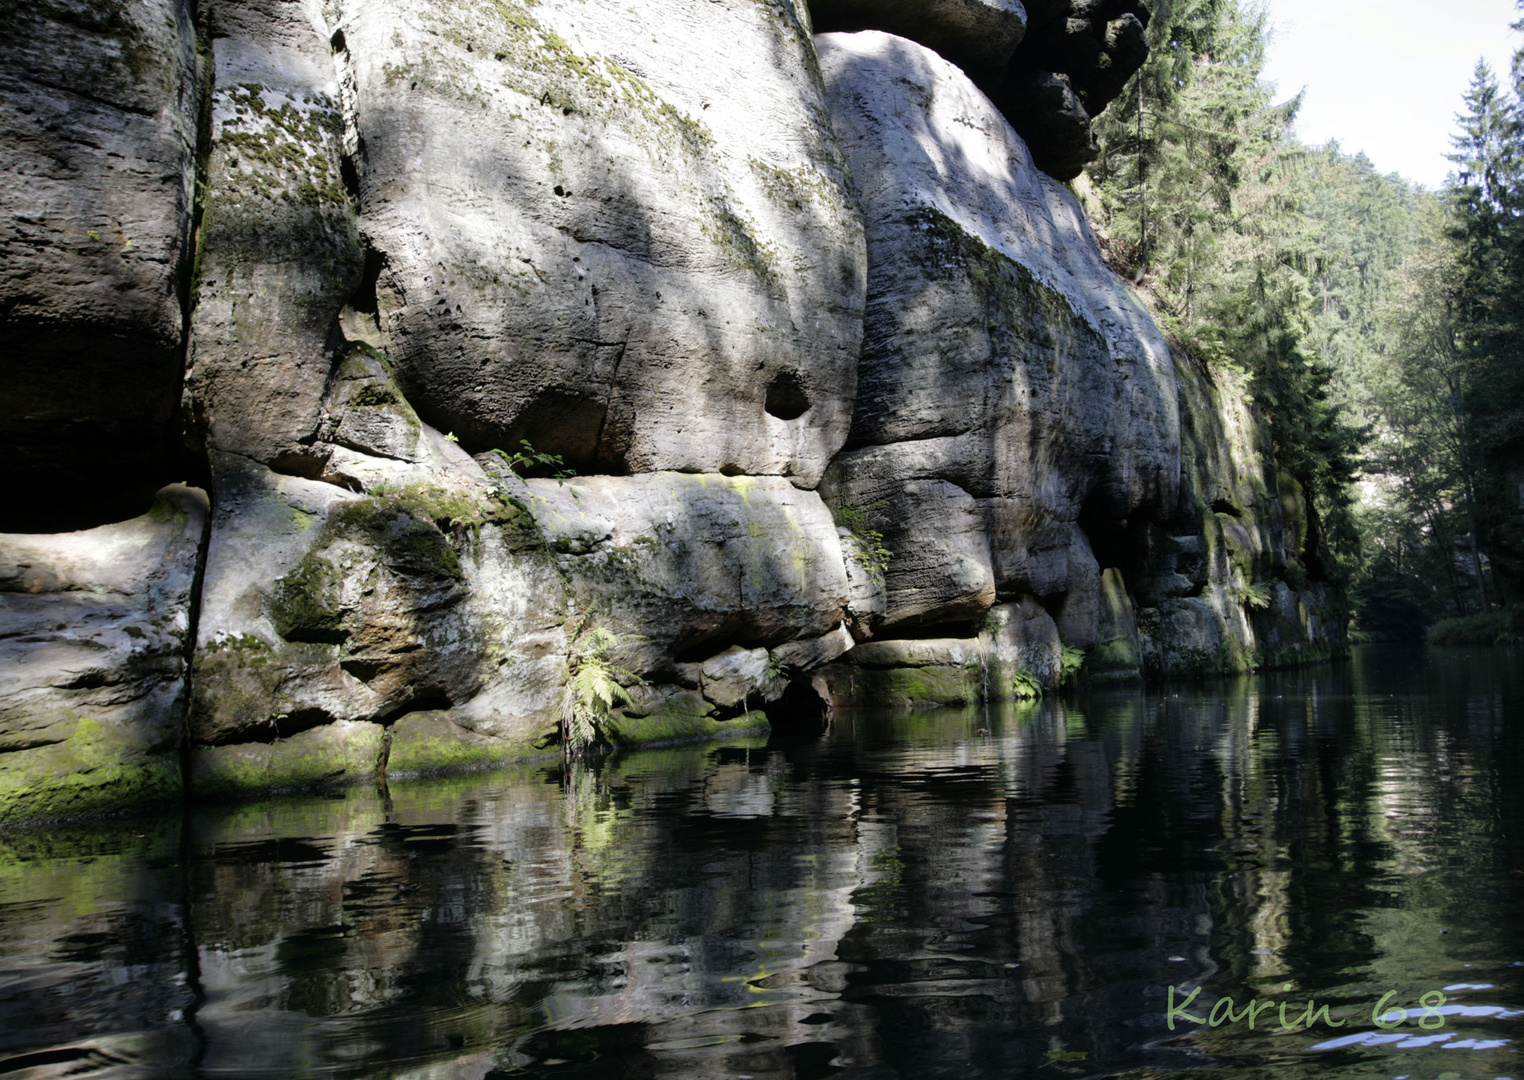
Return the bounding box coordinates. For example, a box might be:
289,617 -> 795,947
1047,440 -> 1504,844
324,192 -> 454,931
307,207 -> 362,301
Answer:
333,0 -> 866,484
188,447 -> 567,796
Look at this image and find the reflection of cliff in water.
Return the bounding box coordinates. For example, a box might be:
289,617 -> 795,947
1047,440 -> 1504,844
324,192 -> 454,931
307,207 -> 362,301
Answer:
4,645 -> 1524,1078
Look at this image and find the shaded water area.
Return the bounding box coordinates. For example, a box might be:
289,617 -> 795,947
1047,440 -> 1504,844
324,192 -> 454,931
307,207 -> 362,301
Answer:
5,644 -> 1524,1079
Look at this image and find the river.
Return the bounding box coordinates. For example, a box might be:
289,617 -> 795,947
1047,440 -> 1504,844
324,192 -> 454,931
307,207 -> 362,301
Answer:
3,643 -> 1523,1079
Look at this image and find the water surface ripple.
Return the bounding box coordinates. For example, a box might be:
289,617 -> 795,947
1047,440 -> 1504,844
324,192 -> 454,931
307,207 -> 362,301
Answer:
4,643 -> 1524,1079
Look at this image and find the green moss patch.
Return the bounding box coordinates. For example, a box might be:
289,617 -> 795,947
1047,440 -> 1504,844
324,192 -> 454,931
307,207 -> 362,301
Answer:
606,705 -> 769,747
0,716 -> 181,826
190,722 -> 385,797
839,664 -> 983,710
386,712 -> 548,776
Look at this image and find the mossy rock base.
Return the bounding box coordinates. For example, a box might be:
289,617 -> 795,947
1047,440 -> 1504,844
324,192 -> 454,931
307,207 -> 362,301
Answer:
606,705 -> 769,747
191,722 -> 385,797
819,662 -> 982,710
0,717 -> 181,826
386,712 -> 550,776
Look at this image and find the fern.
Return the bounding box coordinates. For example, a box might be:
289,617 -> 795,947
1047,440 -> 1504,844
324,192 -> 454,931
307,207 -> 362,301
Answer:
561,627 -> 645,751
1059,645 -> 1086,688
1242,581 -> 1273,610
1011,671 -> 1043,700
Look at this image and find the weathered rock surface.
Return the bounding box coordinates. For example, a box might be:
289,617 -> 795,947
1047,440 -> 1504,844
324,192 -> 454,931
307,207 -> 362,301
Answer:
332,0 -> 866,485
188,438 -> 567,794
1,0 -> 200,529
183,0 -> 363,471
1109,357 -> 1345,678
0,485 -> 207,822
805,0 -> 1150,182
524,472 -> 853,676
817,597 -> 1062,708
0,0 -> 1347,818
817,31 -> 1178,635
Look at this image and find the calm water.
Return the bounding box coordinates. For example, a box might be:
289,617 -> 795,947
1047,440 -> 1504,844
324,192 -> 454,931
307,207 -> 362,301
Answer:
5,644 -> 1524,1079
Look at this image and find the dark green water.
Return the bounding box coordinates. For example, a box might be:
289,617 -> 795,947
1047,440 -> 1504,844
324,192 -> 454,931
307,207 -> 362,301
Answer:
5,643 -> 1524,1079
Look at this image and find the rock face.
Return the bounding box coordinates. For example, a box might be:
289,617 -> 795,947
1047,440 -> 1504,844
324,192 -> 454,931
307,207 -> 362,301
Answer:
806,0 -> 1152,180
1114,358 -> 1346,679
817,32 -> 1178,636
0,0 -> 201,529
0,0 -> 1347,821
0,486 -> 207,823
334,0 -> 866,484
184,0 -> 363,470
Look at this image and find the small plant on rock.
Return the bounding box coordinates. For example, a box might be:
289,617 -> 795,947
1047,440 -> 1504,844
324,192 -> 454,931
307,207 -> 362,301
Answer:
1242,582 -> 1272,610
1059,645 -> 1086,688
1011,671 -> 1043,700
561,627 -> 645,752
492,440 -> 575,484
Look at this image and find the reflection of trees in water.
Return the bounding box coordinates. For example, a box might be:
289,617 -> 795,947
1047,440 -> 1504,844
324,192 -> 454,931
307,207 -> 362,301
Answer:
4,647 -> 1524,1077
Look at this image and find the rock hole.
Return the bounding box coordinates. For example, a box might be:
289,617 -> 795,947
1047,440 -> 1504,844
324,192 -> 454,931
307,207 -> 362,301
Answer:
874,620 -> 978,641
330,29 -> 346,53
494,389 -> 622,475
1211,498 -> 1242,517
340,153 -> 361,204
348,245 -> 386,317
764,370 -> 809,421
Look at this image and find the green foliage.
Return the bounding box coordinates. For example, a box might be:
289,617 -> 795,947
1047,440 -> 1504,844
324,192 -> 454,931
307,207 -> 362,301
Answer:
1241,581 -> 1272,610
1011,671 -> 1044,700
1427,612 -> 1518,646
491,440 -> 576,484
561,628 -> 645,751
834,500 -> 893,578
1088,0 -> 1368,588
1343,37 -> 1524,628
1059,646 -> 1086,688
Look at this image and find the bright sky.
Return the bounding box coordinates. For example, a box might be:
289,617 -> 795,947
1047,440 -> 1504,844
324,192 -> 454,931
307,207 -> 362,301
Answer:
1259,0 -> 1521,189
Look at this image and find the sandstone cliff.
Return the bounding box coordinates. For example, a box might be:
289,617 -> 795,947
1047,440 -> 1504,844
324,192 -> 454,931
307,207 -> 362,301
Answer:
0,0 -> 1343,823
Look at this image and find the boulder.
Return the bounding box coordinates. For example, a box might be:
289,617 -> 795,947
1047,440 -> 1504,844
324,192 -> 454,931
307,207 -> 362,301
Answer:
979,598 -> 1063,691
771,622 -> 856,671
0,485 -> 208,822
817,32 -> 1177,634
329,0 -> 866,485
989,65 -> 1097,180
0,0 -> 200,529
